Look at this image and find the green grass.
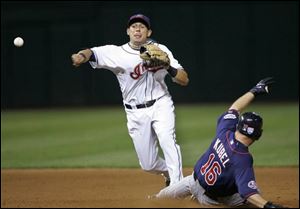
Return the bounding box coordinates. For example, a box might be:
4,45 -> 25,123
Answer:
1,103 -> 299,168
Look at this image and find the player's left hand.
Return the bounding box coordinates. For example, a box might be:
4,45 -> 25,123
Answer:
263,201 -> 287,208
250,77 -> 275,96
140,44 -> 170,71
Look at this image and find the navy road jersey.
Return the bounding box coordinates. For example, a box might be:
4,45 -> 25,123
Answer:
193,109 -> 260,199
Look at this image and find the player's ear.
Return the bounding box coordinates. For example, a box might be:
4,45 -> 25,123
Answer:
147,29 -> 152,37
126,28 -> 130,36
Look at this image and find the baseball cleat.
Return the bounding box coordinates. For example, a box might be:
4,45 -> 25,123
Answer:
161,173 -> 170,187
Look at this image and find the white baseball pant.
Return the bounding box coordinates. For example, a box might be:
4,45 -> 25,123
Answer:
155,173 -> 245,206
125,95 -> 183,185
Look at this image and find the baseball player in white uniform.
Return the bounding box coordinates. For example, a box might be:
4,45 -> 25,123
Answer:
71,14 -> 189,186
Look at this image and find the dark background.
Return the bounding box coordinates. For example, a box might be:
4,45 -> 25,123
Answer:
1,1 -> 299,109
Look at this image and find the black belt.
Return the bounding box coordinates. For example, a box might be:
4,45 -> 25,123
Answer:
193,172 -> 218,201
124,99 -> 156,109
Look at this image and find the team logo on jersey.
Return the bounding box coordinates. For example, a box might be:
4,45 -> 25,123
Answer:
223,113 -> 236,119
248,180 -> 258,190
130,63 -> 147,79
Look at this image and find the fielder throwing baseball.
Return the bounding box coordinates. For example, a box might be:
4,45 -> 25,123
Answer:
71,14 -> 189,186
151,77 -> 286,208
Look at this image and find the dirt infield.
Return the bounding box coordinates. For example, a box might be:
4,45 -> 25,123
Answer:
1,167 -> 298,208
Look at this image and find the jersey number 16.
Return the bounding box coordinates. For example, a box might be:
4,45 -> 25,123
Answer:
200,153 -> 222,185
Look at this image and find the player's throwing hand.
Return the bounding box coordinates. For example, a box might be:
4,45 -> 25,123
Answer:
71,53 -> 86,67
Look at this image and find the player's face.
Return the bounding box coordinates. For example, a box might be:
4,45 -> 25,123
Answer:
127,22 -> 152,46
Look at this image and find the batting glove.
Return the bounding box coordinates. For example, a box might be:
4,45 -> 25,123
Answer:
264,201 -> 286,208
250,77 -> 275,96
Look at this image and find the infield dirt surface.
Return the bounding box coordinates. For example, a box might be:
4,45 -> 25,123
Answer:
1,167 -> 298,208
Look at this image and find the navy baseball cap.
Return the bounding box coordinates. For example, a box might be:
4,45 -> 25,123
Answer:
127,14 -> 151,29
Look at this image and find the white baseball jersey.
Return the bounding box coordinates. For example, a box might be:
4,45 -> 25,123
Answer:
89,42 -> 183,105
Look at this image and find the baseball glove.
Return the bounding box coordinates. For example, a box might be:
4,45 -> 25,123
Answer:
140,44 -> 170,71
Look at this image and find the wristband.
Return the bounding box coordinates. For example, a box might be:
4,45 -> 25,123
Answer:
167,66 -> 178,77
89,52 -> 96,62
249,89 -> 258,97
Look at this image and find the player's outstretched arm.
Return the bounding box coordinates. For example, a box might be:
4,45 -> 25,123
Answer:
71,49 -> 93,67
229,77 -> 275,112
229,92 -> 255,113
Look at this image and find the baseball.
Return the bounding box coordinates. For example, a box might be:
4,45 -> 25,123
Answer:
14,37 -> 24,47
